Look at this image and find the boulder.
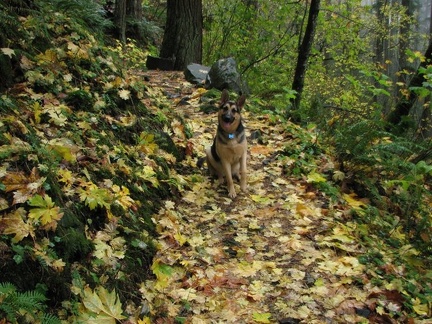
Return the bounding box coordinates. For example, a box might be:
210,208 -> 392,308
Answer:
205,57 -> 249,95
184,63 -> 210,84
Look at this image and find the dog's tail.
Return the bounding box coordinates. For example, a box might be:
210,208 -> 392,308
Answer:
197,156 -> 206,168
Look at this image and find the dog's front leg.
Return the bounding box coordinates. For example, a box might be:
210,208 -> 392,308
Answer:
240,153 -> 247,192
222,161 -> 236,198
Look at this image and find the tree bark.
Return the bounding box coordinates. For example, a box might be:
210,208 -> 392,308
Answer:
114,0 -> 127,43
159,0 -> 203,70
290,0 -> 321,111
127,0 -> 142,20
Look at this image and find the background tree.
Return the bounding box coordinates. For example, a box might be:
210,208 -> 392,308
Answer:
290,0 -> 321,113
113,0 -> 158,44
114,0 -> 127,43
159,0 -> 203,70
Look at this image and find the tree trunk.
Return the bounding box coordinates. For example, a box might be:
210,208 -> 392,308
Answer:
387,41 -> 432,130
127,0 -> 142,20
159,0 -> 203,70
113,0 -> 144,42
127,0 -> 145,41
114,0 -> 127,43
418,0 -> 432,138
290,0 -> 321,111
374,0 -> 385,66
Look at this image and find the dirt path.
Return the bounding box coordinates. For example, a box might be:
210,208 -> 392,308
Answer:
141,71 -> 369,323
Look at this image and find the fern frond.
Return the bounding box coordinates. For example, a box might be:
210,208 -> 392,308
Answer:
0,282 -> 16,295
41,313 -> 62,324
0,282 -> 59,323
51,0 -> 113,34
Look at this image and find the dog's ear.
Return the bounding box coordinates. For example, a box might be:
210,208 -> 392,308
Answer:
221,89 -> 229,104
236,95 -> 246,110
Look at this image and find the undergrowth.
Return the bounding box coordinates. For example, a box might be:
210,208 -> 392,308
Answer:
0,1 -> 188,321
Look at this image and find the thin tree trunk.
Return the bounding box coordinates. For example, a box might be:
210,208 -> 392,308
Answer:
290,0 -> 321,112
418,0 -> 432,138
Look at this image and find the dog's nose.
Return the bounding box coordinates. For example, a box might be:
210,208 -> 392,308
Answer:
222,114 -> 234,123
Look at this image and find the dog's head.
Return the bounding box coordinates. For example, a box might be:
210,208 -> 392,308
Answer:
218,89 -> 246,133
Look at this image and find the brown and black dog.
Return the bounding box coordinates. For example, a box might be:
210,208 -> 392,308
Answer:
201,89 -> 247,198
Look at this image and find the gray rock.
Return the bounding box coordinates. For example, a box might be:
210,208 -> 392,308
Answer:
205,57 -> 249,95
184,63 -> 210,84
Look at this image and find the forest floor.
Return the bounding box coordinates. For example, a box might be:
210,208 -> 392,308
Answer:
139,71 -> 414,324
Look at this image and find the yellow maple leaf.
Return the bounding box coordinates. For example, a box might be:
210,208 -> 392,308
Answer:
57,168 -> 74,186
47,108 -> 68,126
67,41 -> 89,59
119,113 -> 137,126
1,208 -> 35,243
137,165 -> 159,187
137,132 -> 158,155
118,89 -> 131,100
1,47 -> 15,58
52,258 -> 66,272
174,232 -> 187,246
343,193 -> 367,210
252,312 -> 272,323
151,259 -> 173,290
112,185 -> 135,210
306,171 -> 326,183
251,194 -> 272,204
412,297 -> 429,315
48,143 -> 75,162
138,318 -> 151,324
28,194 -> 63,227
79,186 -> 112,210
80,286 -> 126,322
36,49 -> 58,65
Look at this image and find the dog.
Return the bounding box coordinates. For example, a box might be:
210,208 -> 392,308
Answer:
200,89 -> 247,198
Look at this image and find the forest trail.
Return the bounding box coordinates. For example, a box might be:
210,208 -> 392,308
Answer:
141,71 -> 371,323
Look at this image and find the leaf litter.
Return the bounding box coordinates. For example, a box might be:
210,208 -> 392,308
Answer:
140,71 -> 390,323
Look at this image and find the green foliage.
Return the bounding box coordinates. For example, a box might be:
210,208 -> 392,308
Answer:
326,114 -> 432,252
108,39 -> 152,70
203,0 -> 300,94
0,282 -> 60,324
49,0 -> 112,36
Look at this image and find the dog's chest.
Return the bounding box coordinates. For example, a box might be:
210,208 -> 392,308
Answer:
217,140 -> 246,164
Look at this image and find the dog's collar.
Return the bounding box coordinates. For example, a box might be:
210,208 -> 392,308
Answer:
218,122 -> 244,142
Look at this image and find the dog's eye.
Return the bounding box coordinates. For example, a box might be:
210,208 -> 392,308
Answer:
232,108 -> 237,114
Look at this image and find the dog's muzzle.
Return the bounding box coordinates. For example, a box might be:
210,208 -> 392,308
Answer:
222,113 -> 235,124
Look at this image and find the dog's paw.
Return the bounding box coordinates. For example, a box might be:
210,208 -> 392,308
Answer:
228,186 -> 237,198
240,185 -> 247,193
228,191 -> 237,199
